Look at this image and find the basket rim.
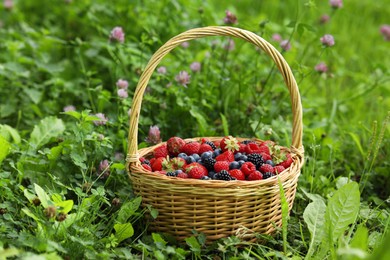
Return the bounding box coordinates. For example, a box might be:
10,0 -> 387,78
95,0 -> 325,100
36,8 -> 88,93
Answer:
128,136 -> 304,188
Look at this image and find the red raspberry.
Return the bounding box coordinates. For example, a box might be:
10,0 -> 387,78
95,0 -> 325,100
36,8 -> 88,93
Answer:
247,171 -> 263,181
181,142 -> 201,155
214,161 -> 230,173
274,165 -> 286,174
245,143 -> 261,154
258,145 -> 270,155
229,169 -> 245,180
142,164 -> 152,171
238,143 -> 246,153
153,144 -> 168,158
177,172 -> 189,178
241,162 -> 256,176
278,154 -> 293,169
259,164 -> 274,173
261,152 -> 272,161
199,143 -> 213,154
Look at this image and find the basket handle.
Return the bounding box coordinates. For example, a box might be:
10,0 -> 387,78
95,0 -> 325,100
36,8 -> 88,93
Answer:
127,26 -> 303,163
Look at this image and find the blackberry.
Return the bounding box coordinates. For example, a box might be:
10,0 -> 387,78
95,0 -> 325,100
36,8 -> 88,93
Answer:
208,171 -> 216,179
215,170 -> 232,181
142,159 -> 151,166
262,172 -> 275,179
166,171 -> 178,177
205,141 -> 217,150
241,140 -> 255,144
203,157 -> 216,171
247,153 -> 264,168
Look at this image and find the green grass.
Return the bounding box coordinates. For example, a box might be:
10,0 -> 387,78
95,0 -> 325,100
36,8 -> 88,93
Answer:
0,0 -> 389,259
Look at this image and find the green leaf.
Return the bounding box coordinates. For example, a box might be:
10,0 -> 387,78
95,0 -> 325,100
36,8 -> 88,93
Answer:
34,183 -> 50,208
114,223 -> 134,243
152,233 -> 167,248
189,109 -> 209,136
303,199 -> 327,259
278,178 -> 289,254
348,132 -> 365,158
0,136 -> 10,165
30,116 -> 65,149
369,231 -> 390,260
56,200 -> 74,214
22,208 -> 40,221
111,163 -> 125,170
23,88 -> 43,104
62,110 -> 81,120
326,182 -> 360,244
117,197 -> 142,224
0,124 -> 21,143
350,225 -> 368,251
220,113 -> 229,136
185,236 -> 201,253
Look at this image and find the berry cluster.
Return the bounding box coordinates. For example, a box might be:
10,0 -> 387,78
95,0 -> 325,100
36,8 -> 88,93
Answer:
139,136 -> 293,181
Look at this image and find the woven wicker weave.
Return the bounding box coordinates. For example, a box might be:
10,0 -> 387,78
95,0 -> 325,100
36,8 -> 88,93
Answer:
126,26 -> 304,242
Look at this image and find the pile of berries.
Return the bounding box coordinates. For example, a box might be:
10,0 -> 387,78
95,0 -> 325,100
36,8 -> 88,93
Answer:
139,136 -> 293,181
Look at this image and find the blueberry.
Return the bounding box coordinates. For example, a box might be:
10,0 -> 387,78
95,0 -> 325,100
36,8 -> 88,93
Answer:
265,160 -> 275,166
229,161 -> 240,170
238,160 -> 246,167
191,153 -> 200,161
178,153 -> 188,159
239,155 -> 248,161
234,152 -> 242,161
213,149 -> 222,158
201,151 -> 213,161
208,171 -> 216,179
201,176 -> 211,180
175,169 -> 183,175
186,156 -> 196,164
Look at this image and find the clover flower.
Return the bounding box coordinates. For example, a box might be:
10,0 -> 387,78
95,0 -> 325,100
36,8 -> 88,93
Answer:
223,10 -> 237,25
320,14 -> 330,24
272,33 -> 282,42
94,113 -> 108,126
157,66 -> 167,74
329,0 -> 343,8
320,34 -> 335,47
146,125 -> 162,144
224,39 -> 235,51
190,62 -> 201,72
280,40 -> 291,51
98,159 -> 110,179
380,25 -> 390,41
175,71 -> 191,87
63,105 -> 76,112
181,42 -> 189,48
314,62 -> 328,73
109,27 -> 125,43
117,88 -> 128,99
116,79 -> 128,89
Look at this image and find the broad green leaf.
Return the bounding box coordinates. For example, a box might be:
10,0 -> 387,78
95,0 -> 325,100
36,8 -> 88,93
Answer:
117,197 -> 142,224
22,208 -> 39,221
51,193 -> 62,204
350,225 -> 368,251
30,117 -> 65,149
114,223 -> 134,243
111,163 -> 125,170
34,183 -> 50,208
185,236 -> 201,253
0,247 -> 20,259
0,136 -> 10,164
326,182 -> 360,244
23,189 -> 37,202
23,88 -> 43,104
369,230 -> 390,260
56,200 -> 74,214
304,199 -> 327,259
152,233 -> 167,248
0,124 -> 21,143
62,110 -> 81,120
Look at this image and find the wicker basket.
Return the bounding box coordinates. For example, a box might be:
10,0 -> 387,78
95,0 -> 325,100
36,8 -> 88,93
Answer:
126,26 -> 304,242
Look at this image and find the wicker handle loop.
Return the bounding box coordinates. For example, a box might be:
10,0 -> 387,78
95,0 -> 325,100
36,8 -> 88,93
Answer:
127,26 -> 303,163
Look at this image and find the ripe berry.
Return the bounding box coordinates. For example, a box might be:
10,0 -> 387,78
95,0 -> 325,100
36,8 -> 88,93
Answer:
215,170 -> 232,181
187,163 -> 208,179
177,172 -> 189,178
259,164 -> 274,174
220,136 -> 240,152
202,157 -> 216,171
278,154 -> 293,169
229,161 -> 240,170
201,176 -> 211,180
241,162 -> 257,176
247,171 -> 263,181
205,141 -> 217,150
201,151 -> 213,161
212,148 -> 222,158
274,165 -> 285,174
214,161 -> 230,172
142,164 -> 152,171
215,151 -> 235,162
167,137 -> 186,156
265,160 -> 275,166
185,156 -> 196,164
199,144 -> 214,155
181,142 -> 201,155
153,144 -> 169,158
166,171 -> 178,177
262,172 -> 275,179
229,169 -> 245,180
208,171 -> 216,179
247,153 -> 264,168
